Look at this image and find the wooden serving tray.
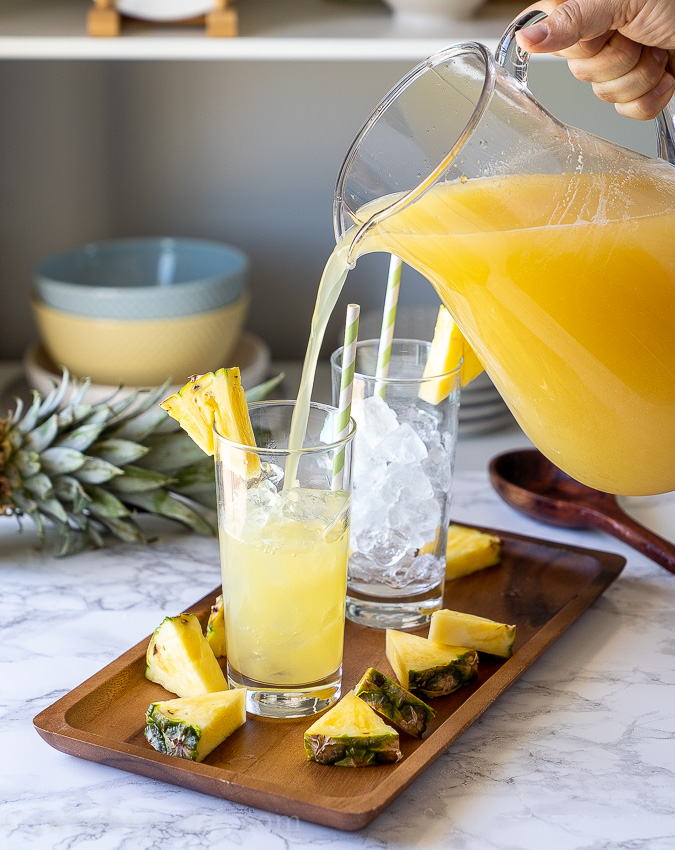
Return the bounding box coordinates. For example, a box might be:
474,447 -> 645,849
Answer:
34,527 -> 624,831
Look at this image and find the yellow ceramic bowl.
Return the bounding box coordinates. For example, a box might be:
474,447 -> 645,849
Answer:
31,290 -> 250,386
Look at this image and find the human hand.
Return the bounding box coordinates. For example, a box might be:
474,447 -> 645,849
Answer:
515,0 -> 675,119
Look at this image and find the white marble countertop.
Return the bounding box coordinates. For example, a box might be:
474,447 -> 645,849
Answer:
2,361 -> 675,848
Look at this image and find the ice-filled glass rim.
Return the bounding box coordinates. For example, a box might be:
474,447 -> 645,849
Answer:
213,399 -> 356,455
330,338 -> 462,384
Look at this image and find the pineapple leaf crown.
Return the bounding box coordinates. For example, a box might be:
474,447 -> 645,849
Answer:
0,369 -> 216,556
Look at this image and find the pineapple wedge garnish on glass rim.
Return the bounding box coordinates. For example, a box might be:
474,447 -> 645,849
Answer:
145,688 -> 246,762
418,304 -> 484,405
160,367 -> 260,477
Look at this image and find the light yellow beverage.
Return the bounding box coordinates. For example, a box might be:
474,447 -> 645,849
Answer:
351,172 -> 675,495
220,487 -> 349,686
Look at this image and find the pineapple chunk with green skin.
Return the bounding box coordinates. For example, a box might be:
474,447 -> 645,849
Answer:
145,688 -> 246,762
355,667 -> 436,738
304,691 -> 402,767
205,594 -> 226,658
429,609 -> 516,659
446,524 -> 502,580
146,613 -> 227,697
386,630 -> 478,699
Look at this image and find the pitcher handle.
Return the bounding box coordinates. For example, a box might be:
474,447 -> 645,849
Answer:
655,104 -> 675,164
496,10 -> 675,165
495,9 -> 548,86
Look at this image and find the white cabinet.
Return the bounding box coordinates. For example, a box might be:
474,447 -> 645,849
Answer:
0,0 -> 657,361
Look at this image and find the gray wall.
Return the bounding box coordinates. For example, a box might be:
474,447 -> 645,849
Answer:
0,57 -> 657,361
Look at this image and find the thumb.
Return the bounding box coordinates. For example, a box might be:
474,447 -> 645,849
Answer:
516,0 -> 622,52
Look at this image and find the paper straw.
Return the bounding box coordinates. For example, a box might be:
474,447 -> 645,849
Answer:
332,303 -> 360,491
374,255 -> 402,398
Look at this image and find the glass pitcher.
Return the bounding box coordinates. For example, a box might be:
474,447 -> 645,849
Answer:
333,11 -> 675,497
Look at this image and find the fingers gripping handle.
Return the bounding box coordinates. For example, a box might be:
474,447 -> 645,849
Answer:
496,10 -> 675,165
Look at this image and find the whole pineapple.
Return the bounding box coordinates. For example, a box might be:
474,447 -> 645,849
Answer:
0,370 -> 217,554
0,369 -> 278,556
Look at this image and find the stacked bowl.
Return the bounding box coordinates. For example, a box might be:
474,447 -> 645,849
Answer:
31,237 -> 250,387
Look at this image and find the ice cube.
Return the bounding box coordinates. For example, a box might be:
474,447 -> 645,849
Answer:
248,477 -> 279,511
355,527 -> 410,566
409,497 -> 441,534
259,461 -> 284,486
399,553 -> 444,589
381,462 -> 434,500
352,463 -> 397,532
378,422 -> 428,465
349,551 -> 379,582
422,450 -> 453,490
244,478 -> 282,528
386,488 -> 440,550
281,488 -> 326,522
353,395 -> 399,450
390,511 -> 425,550
322,500 -> 350,544
402,404 -> 442,444
353,446 -> 388,487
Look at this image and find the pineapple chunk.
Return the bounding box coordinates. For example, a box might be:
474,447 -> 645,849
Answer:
145,689 -> 246,762
419,305 -> 484,404
160,367 -> 260,476
446,523 -> 502,580
429,609 -> 516,658
355,667 -> 436,738
386,630 -> 478,699
304,691 -> 402,766
205,594 -> 227,658
146,613 -> 227,697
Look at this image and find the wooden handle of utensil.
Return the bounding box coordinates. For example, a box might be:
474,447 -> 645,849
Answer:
588,503 -> 675,575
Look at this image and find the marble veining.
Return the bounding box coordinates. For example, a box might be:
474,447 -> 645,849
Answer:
1,472 -> 674,849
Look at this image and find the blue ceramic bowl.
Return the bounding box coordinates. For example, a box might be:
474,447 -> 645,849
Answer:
33,237 -> 249,320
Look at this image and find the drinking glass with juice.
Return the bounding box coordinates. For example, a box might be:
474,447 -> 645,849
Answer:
215,400 -> 355,719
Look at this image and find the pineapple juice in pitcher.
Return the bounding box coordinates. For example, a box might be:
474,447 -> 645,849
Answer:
350,170 -> 675,495
325,15 -> 675,496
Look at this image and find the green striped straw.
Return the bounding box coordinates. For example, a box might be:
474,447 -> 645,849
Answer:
374,255 -> 402,398
332,303 -> 360,491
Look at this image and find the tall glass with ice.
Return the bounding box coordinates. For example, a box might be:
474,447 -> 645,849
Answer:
331,340 -> 460,630
214,400 -> 355,718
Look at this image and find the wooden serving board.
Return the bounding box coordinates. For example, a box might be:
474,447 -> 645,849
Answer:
34,527 -> 624,831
